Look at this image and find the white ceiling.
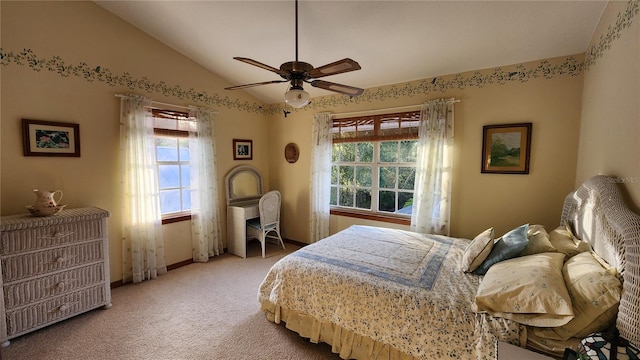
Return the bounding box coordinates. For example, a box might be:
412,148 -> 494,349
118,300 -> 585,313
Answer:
95,0 -> 607,105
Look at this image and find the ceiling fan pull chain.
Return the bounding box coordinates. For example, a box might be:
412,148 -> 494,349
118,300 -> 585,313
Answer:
295,0 -> 299,62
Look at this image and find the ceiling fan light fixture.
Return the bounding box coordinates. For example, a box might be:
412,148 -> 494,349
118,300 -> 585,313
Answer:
284,87 -> 310,108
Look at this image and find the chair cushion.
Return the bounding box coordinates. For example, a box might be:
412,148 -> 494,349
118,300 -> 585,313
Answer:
247,218 -> 261,229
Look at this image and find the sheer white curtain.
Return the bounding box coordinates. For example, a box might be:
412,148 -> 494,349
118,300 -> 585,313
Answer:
410,99 -> 455,236
309,112 -> 333,243
120,95 -> 167,283
188,106 -> 223,262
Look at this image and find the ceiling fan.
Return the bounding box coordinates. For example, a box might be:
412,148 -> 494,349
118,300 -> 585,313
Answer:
224,0 -> 364,108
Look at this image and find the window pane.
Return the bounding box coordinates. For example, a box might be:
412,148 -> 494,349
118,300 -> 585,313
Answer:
379,166 -> 397,189
154,118 -> 177,130
158,165 -> 180,188
160,190 -> 181,213
400,140 -> 418,163
398,192 -> 413,214
379,117 -> 400,137
355,166 -> 372,187
339,166 -> 354,186
378,190 -> 396,212
339,188 -> 354,207
330,186 -> 338,205
182,189 -> 192,210
341,143 -> 355,162
331,165 -> 339,185
181,165 -> 191,187
355,189 -> 371,210
379,141 -> 398,162
179,138 -> 190,161
332,144 -> 340,162
357,119 -> 375,138
156,137 -> 178,161
398,167 -> 415,190
356,142 -> 373,162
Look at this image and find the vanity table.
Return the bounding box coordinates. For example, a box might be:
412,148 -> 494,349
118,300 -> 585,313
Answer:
225,165 -> 263,258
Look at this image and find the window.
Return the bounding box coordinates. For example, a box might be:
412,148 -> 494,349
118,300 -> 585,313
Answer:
151,110 -> 193,223
330,111 -> 420,223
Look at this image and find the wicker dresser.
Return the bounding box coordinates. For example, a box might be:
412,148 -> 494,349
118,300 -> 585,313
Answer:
0,207 -> 111,347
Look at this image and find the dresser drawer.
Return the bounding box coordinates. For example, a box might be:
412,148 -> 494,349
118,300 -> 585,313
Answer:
1,219 -> 104,255
3,263 -> 105,309
5,285 -> 106,337
1,240 -> 104,282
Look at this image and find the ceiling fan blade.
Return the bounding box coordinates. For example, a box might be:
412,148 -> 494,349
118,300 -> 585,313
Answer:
233,57 -> 288,76
308,58 -> 361,79
310,80 -> 364,97
225,80 -> 288,90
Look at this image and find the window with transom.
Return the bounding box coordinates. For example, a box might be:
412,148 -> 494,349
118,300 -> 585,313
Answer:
330,111 -> 420,222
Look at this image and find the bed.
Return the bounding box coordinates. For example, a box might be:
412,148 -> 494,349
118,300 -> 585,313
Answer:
258,175 -> 640,359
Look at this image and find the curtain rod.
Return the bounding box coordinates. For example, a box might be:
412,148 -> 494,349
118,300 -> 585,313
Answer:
115,94 -> 218,113
332,98 -> 459,119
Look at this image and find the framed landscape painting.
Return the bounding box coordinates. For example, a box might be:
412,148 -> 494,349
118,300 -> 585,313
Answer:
22,119 -> 80,157
481,123 -> 531,174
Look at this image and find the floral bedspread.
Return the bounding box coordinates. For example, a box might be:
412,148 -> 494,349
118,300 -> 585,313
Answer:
258,225 -> 524,360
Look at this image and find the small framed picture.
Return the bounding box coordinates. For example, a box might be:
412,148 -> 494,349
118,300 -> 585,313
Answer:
233,139 -> 253,160
481,123 -> 532,174
22,119 -> 80,157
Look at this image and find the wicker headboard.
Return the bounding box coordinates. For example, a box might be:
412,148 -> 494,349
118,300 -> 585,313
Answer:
560,175 -> 640,347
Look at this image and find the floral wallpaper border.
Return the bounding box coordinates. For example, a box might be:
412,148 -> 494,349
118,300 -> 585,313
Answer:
0,47 -> 583,116
0,48 -> 265,114
1,0 -> 636,116
584,0 -> 639,70
292,56 -> 583,114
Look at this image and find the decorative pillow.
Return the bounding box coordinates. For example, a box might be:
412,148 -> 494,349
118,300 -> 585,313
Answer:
549,225 -> 591,259
521,224 -> 556,256
472,252 -> 574,327
533,251 -> 622,341
461,228 -> 494,272
472,224 -> 530,275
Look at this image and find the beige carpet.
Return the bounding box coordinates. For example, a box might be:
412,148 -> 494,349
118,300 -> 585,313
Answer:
1,240 -> 340,360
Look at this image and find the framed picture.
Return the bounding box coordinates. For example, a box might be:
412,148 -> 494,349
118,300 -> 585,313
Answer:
233,139 -> 253,160
22,119 -> 80,157
481,123 -> 532,174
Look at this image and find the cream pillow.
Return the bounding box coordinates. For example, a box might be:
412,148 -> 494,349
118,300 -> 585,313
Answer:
548,225 -> 590,259
533,251 -> 622,341
461,228 -> 494,272
473,252 -> 574,327
521,224 -> 556,256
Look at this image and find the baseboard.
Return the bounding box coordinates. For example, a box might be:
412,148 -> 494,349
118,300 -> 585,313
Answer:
110,258 -> 195,288
284,238 -> 309,248
110,239 -> 307,288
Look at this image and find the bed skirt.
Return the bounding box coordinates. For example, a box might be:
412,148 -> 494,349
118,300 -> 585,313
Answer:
262,300 -> 440,360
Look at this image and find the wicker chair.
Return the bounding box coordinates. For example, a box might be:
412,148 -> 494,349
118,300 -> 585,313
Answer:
247,190 -> 285,258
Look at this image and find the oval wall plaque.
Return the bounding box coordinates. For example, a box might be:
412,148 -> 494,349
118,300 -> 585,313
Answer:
284,143 -> 299,163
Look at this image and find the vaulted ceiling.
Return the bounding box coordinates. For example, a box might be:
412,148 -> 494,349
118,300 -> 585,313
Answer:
95,0 -> 607,104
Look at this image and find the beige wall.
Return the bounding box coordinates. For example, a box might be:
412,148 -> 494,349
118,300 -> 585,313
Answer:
268,56 -> 584,242
0,1 -> 270,281
577,0 -> 640,213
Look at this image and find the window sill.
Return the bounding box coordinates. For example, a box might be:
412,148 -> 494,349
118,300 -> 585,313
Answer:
162,214 -> 191,225
330,208 -> 410,226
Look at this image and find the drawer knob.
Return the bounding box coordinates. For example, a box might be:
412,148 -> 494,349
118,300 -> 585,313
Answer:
56,257 -> 66,263
57,282 -> 65,289
58,304 -> 69,312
